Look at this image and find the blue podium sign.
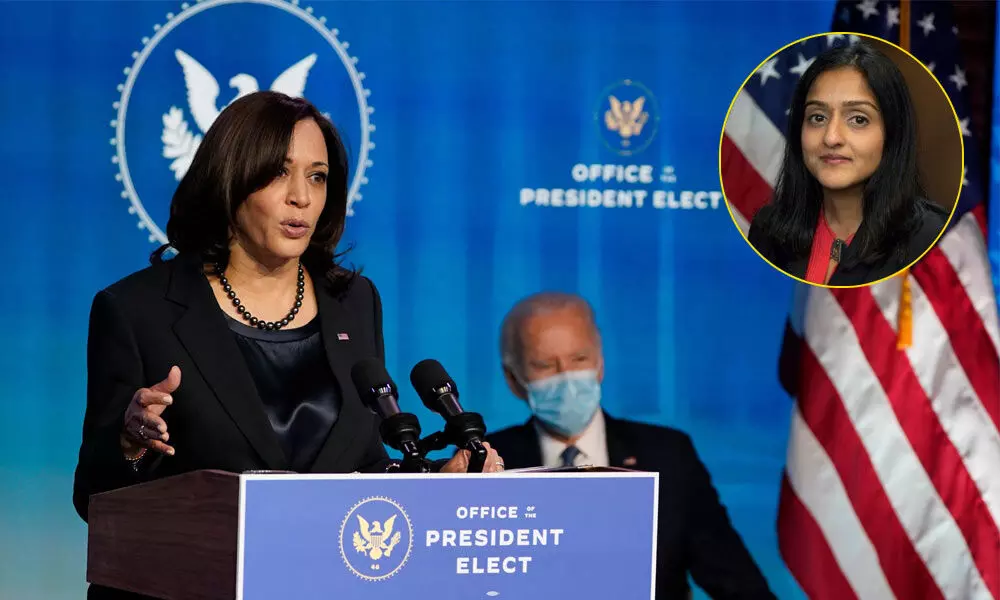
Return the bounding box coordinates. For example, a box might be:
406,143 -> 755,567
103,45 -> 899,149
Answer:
237,471 -> 658,600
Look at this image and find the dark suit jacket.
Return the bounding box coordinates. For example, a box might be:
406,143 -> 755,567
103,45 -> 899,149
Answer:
74,254 -> 398,599
747,198 -> 949,286
486,414 -> 776,600
74,254 -> 392,522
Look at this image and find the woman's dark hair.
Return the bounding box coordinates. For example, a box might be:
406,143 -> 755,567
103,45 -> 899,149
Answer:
152,90 -> 356,290
754,41 -> 925,268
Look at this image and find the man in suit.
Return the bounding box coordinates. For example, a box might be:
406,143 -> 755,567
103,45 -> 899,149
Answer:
485,292 -> 776,600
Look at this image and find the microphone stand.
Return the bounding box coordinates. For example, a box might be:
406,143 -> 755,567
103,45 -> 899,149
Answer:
398,442 -> 433,473
416,431 -> 450,456
417,413 -> 490,473
379,413 -> 432,473
446,415 -> 489,473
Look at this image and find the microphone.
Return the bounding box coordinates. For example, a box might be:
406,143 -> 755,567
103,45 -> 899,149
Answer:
350,358 -> 430,473
410,359 -> 489,473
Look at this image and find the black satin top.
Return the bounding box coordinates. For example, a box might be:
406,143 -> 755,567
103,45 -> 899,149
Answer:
227,315 -> 342,472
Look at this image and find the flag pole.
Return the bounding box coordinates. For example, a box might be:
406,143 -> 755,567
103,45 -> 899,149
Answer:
900,0 -> 910,50
896,0 -> 913,350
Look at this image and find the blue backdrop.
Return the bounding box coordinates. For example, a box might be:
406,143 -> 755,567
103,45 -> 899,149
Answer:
0,1 -> 845,598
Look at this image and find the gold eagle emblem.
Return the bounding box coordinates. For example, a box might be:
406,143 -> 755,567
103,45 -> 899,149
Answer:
604,95 -> 649,142
352,514 -> 402,561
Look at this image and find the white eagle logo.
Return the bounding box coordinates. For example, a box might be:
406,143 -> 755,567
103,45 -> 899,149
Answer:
161,49 -> 318,180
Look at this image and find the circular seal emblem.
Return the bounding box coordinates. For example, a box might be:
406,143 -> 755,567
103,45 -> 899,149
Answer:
112,0 -> 374,246
339,496 -> 413,581
595,79 -> 659,157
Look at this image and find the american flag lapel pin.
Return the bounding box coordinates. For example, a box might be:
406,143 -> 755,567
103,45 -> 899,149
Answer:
337,333 -> 350,341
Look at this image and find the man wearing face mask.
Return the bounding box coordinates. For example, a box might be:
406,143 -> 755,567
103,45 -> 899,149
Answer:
485,292 -> 775,600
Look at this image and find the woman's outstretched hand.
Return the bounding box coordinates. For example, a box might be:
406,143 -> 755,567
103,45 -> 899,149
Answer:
120,366 -> 181,458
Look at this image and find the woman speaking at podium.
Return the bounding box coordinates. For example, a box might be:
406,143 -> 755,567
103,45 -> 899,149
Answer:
73,91 -> 502,543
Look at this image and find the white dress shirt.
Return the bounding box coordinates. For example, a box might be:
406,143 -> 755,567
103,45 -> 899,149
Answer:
534,410 -> 610,468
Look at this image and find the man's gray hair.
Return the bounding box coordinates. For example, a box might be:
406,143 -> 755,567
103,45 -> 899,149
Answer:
499,291 -> 600,376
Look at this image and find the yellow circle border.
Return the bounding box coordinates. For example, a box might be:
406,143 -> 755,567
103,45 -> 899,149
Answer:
717,31 -> 964,290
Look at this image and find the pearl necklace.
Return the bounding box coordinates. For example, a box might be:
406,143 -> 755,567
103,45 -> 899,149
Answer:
216,262 -> 304,331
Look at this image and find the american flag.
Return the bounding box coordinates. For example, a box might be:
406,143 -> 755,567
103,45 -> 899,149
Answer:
721,2 -> 1000,599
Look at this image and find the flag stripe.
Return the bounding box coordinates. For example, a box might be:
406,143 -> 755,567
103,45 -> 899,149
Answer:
972,202 -> 989,237
834,288 -> 1000,600
868,276 -> 1000,540
721,135 -> 773,231
912,248 -> 1000,435
724,90 -> 785,187
778,475 -> 861,600
732,204 -> 750,237
798,330 -> 943,600
807,287 -> 992,599
781,405 -> 893,599
936,212 -> 1000,354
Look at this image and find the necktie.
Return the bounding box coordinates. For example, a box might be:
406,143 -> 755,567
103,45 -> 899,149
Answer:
560,445 -> 581,467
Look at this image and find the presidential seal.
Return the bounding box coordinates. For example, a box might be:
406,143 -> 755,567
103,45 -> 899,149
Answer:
595,79 -> 659,157
111,0 -> 375,247
339,496 -> 414,581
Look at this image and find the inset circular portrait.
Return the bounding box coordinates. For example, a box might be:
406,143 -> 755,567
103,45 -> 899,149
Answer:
719,33 -> 961,288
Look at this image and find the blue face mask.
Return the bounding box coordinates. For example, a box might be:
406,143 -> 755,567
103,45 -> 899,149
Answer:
524,369 -> 602,437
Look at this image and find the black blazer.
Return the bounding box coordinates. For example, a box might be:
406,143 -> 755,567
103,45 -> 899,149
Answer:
747,198 -> 949,285
73,254 -> 391,524
486,414 -> 776,600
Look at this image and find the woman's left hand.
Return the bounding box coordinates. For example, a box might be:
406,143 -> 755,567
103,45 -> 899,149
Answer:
440,441 -> 505,473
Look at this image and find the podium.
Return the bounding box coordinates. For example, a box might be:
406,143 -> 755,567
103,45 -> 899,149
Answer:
87,468 -> 658,599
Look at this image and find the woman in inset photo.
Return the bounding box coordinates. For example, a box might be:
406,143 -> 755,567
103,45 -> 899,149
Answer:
747,41 -> 950,286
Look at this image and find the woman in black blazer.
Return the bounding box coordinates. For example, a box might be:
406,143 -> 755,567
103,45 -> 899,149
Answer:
746,42 -> 950,286
74,92 -> 502,540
